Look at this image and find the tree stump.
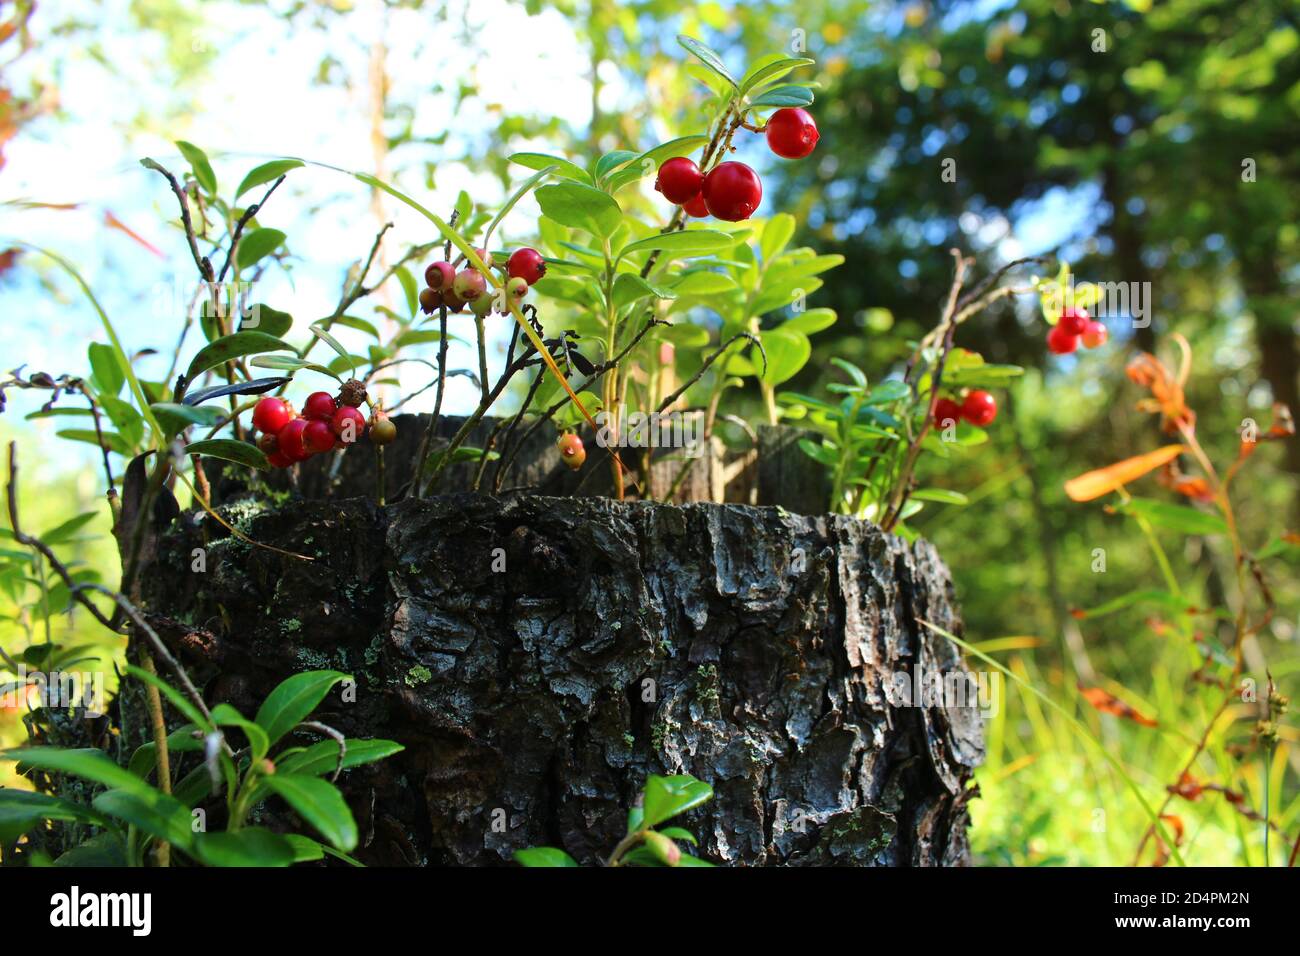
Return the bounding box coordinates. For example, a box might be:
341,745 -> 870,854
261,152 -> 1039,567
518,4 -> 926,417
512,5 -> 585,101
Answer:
145,488 -> 984,866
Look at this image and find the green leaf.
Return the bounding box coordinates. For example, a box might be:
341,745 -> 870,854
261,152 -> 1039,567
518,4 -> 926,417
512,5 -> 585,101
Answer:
780,308 -> 837,335
1,747 -> 153,796
395,265 -> 419,318
235,228 -> 286,270
124,664 -> 212,731
185,438 -> 270,470
211,703 -> 270,760
194,827 -> 297,867
249,354 -> 341,379
641,774 -> 713,829
830,357 -> 867,388
183,376 -> 290,406
40,512 -> 98,545
513,847 -> 579,867
56,429 -> 130,456
92,788 -> 196,854
283,833 -> 326,863
1114,498 -> 1228,536
761,214 -> 796,261
747,85 -> 815,110
308,324 -> 355,373
185,331 -> 292,382
612,273 -> 677,309
175,140 -> 216,194
235,159 -> 303,200
943,363 -> 1024,388
87,342 -> 126,397
798,438 -> 839,467
276,739 -> 404,777
605,136 -> 711,192
740,55 -> 816,95
262,774 -> 357,851
151,402 -> 224,438
1074,588 -> 1191,620
676,35 -> 736,89
618,229 -> 737,261
331,315 -> 380,339
594,149 -> 638,181
761,327 -> 812,385
671,271 -> 740,296
910,488 -> 969,505
238,304 -> 293,337
254,670 -> 349,747
509,152 -> 590,184
535,182 -> 622,238
657,825 -> 699,846
0,789 -> 111,844
865,381 -> 911,405
53,832 -> 128,867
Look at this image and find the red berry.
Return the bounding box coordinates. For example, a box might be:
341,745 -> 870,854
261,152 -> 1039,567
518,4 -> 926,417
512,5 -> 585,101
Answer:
766,107 -> 820,159
256,432 -> 279,456
303,419 -> 337,454
702,162 -> 762,222
472,248 -> 494,269
267,450 -> 293,468
557,432 -> 585,470
655,157 -> 704,204
424,261 -> 455,290
507,247 -> 547,285
453,269 -> 486,301
1047,323 -> 1079,355
1081,321 -> 1109,349
251,397 -> 293,435
1059,306 -> 1090,336
419,287 -> 442,314
682,192 -> 709,218
961,390 -> 998,427
303,391 -> 337,421
442,290 -> 466,313
331,405 -> 367,444
276,418 -> 312,462
933,398 -> 963,428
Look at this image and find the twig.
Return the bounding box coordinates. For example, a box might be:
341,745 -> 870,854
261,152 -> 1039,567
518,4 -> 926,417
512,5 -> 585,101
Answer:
215,176 -> 287,284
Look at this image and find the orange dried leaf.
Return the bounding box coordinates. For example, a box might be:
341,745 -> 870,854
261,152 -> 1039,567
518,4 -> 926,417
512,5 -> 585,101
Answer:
1079,685 -> 1158,727
1064,445 -> 1186,502
1167,772 -> 1203,801
104,210 -> 164,258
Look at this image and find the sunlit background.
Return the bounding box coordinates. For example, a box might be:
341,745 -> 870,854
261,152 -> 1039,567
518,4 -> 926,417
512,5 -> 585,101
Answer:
2,0 -> 1297,865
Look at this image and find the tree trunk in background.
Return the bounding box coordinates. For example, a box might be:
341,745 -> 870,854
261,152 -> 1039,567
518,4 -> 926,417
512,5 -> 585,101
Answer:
143,493 -> 983,866
1102,159 -> 1158,353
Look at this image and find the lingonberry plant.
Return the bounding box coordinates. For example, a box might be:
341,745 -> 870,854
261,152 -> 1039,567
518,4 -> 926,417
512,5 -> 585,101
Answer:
0,667 -> 401,866
515,773 -> 714,867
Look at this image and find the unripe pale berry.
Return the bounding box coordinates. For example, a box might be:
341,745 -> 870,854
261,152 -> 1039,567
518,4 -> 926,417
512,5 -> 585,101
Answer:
702,162 -> 762,221
507,248 -> 547,285
470,290 -> 495,317
1081,321 -> 1109,349
303,391 -> 337,421
558,432 -> 585,470
453,268 -> 487,301
961,390 -> 998,427
765,108 -> 820,159
252,397 -> 293,434
369,416 -> 397,445
1047,323 -> 1079,355
506,276 -> 529,301
655,156 -> 704,204
425,261 -> 455,290
419,287 -> 442,314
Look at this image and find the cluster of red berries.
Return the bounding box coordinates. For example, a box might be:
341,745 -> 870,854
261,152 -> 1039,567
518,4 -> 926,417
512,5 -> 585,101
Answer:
418,247 -> 547,318
557,432 -> 585,470
1046,306 -> 1108,355
653,107 -> 819,222
933,389 -> 998,429
251,380 -> 394,468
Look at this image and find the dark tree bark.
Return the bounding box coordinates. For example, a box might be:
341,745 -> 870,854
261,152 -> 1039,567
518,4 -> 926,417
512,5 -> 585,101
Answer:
149,468 -> 982,866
